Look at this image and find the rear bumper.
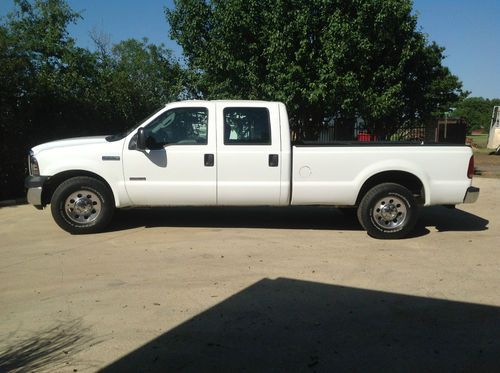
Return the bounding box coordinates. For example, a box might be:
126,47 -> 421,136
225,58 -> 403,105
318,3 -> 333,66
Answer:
25,176 -> 49,209
463,186 -> 480,204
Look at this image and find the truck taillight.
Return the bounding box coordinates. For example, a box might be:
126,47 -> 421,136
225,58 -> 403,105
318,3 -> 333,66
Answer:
467,155 -> 474,179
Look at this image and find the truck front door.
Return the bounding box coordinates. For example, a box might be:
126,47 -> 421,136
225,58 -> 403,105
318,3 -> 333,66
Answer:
122,103 -> 217,206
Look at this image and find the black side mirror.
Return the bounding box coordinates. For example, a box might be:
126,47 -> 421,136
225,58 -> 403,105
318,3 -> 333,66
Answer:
137,128 -> 146,150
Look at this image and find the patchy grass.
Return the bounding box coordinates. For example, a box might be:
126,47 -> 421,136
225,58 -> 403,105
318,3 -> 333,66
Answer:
468,134 -> 489,148
468,135 -> 500,177
473,150 -> 500,178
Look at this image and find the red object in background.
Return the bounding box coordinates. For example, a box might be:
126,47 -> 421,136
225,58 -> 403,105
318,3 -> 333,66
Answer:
357,133 -> 371,142
357,133 -> 376,142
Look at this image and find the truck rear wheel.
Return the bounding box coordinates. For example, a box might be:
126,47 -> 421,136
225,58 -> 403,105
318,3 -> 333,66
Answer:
357,182 -> 418,239
50,176 -> 114,234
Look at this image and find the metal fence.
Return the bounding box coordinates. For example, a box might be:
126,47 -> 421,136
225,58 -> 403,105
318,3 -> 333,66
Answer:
310,117 -> 467,144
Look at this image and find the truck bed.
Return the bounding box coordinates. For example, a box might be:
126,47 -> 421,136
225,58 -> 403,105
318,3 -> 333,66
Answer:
291,144 -> 472,206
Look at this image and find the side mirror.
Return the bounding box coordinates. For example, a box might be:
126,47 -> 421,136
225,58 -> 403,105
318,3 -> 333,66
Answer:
137,128 -> 146,150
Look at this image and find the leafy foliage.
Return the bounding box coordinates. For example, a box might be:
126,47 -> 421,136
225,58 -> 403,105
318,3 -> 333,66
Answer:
167,0 -> 466,138
0,0 -> 483,201
0,0 -> 184,200
453,97 -> 500,132
95,38 -> 186,127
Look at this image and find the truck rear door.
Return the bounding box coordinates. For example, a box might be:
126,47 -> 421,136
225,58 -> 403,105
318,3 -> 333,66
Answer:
216,102 -> 282,205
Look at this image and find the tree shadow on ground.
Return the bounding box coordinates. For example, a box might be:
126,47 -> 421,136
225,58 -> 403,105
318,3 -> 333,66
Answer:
105,205 -> 487,238
101,277 -> 500,372
0,319 -> 95,373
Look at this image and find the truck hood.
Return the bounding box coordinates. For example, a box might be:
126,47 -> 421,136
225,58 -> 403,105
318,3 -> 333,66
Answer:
31,136 -> 109,155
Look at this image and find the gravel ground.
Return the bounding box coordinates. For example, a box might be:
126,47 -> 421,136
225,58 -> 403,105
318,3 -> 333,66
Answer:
0,177 -> 499,372
474,151 -> 500,178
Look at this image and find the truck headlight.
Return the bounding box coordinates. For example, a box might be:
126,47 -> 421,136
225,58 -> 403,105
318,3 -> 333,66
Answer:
29,152 -> 40,176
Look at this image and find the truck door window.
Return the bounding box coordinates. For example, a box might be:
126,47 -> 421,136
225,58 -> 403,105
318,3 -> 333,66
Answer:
223,107 -> 271,145
144,107 -> 208,148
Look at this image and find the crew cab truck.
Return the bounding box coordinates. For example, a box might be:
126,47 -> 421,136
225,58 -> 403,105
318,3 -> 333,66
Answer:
25,100 -> 479,239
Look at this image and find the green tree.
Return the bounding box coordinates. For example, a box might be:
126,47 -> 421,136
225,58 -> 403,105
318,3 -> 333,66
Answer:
94,38 -> 185,128
0,0 -> 87,200
166,0 -> 466,139
0,0 -> 185,200
453,97 -> 500,132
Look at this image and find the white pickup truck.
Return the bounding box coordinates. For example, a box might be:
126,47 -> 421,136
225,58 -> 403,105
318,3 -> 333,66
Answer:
25,100 -> 479,238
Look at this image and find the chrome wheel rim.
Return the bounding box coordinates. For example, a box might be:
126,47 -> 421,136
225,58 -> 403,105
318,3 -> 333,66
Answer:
372,196 -> 407,230
64,190 -> 101,224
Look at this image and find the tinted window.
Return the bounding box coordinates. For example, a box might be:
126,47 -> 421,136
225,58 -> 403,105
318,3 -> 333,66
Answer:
223,107 -> 271,145
144,107 -> 208,148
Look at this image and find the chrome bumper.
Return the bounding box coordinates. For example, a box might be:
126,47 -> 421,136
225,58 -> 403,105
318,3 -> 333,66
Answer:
463,186 -> 480,204
25,176 -> 49,209
27,187 -> 43,209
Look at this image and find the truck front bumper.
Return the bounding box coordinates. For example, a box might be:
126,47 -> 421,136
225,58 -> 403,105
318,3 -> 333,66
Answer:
25,176 -> 49,209
463,186 -> 480,204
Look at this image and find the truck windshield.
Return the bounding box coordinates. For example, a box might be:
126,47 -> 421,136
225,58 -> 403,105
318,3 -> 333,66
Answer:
105,107 -> 164,142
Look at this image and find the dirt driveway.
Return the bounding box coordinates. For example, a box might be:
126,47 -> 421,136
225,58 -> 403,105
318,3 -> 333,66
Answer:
1,177 -> 499,372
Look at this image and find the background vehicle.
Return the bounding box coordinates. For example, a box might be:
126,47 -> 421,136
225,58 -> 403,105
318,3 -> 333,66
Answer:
25,100 -> 479,239
487,106 -> 500,154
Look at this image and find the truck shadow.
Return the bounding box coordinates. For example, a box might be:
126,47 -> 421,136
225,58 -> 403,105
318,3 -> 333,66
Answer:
419,206 -> 489,232
100,277 -> 500,372
107,206 -> 488,237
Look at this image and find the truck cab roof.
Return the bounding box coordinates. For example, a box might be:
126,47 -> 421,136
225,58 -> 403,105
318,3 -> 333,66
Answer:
166,100 -> 283,106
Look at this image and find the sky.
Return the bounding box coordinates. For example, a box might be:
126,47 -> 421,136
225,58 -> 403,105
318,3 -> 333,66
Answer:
0,0 -> 498,99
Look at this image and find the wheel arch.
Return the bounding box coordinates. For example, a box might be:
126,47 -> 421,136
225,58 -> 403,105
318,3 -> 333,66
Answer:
355,170 -> 426,206
42,170 -> 117,207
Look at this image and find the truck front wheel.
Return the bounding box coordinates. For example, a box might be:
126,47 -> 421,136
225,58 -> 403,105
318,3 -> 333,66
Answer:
357,183 -> 418,239
50,176 -> 114,234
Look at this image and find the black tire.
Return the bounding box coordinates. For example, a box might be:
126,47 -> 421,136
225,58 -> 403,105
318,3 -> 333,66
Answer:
50,176 -> 115,234
357,182 -> 418,239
